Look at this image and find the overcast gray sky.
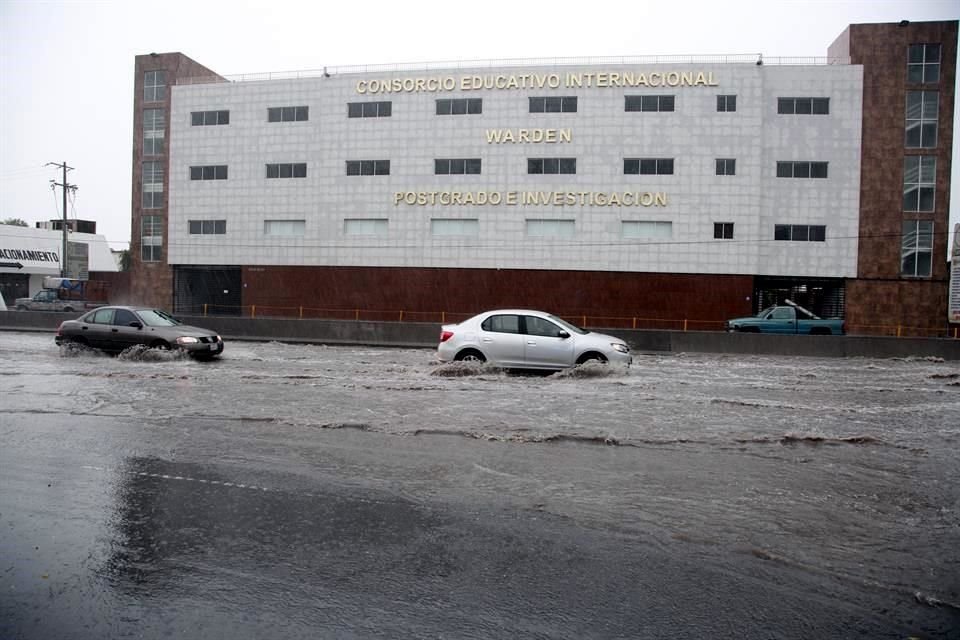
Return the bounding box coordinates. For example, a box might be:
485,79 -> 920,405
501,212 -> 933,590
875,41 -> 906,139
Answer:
1,0 -> 957,253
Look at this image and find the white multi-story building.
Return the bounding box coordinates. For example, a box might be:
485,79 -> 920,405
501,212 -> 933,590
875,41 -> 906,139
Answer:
127,20 -> 956,335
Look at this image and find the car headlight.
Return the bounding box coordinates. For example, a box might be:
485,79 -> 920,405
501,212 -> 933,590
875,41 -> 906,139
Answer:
176,336 -> 200,345
611,343 -> 629,353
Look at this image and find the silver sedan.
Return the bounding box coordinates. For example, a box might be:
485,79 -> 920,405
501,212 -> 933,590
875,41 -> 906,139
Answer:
437,309 -> 631,370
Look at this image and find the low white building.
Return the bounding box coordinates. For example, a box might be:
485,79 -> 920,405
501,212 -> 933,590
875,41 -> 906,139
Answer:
0,224 -> 118,305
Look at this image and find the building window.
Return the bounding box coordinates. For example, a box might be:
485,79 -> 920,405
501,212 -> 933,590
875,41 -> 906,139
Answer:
624,158 -> 674,175
777,97 -> 830,114
526,219 -> 575,237
344,219 -> 388,236
774,224 -> 827,241
622,221 -> 672,239
191,110 -> 230,126
901,220 -> 933,277
906,91 -> 938,148
714,222 -> 734,239
143,109 -> 164,156
717,95 -> 737,112
188,220 -> 226,235
435,158 -> 481,175
715,159 -> 736,176
908,44 -> 941,84
268,106 -> 308,122
264,220 -> 305,237
903,156 -> 936,212
529,96 -> 578,113
431,218 -> 479,236
346,160 -> 390,176
142,161 -> 163,208
141,215 -> 163,262
189,165 -> 228,180
436,98 -> 482,115
347,101 -> 392,118
776,161 -> 828,178
625,95 -> 675,112
528,158 -> 576,175
266,163 -> 307,178
144,71 -> 165,102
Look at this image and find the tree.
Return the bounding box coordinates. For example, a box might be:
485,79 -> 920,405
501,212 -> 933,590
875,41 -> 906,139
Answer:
1,218 -> 28,227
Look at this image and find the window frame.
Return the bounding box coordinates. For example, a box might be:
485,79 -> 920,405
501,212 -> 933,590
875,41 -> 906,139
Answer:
624,158 -> 674,176
528,158 -> 576,175
903,156 -> 936,212
715,158 -> 736,176
347,101 -> 392,118
714,222 -> 734,239
266,163 -> 308,179
716,95 -> 737,112
901,220 -> 934,277
625,95 -> 675,112
144,70 -> 165,102
908,43 -> 941,84
529,96 -> 578,113
905,91 -> 939,149
776,161 -> 829,179
436,98 -> 482,115
774,224 -> 827,242
345,160 -> 390,176
268,106 -> 309,122
777,97 -> 830,115
188,219 -> 227,235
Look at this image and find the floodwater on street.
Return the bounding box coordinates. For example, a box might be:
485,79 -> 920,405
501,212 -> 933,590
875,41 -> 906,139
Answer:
1,330 -> 958,638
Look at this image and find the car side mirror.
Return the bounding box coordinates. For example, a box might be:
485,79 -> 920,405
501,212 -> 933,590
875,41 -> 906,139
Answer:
558,330 -> 570,339
129,321 -> 143,329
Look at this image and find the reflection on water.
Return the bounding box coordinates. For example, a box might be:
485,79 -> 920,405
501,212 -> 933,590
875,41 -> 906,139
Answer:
103,456 -> 443,598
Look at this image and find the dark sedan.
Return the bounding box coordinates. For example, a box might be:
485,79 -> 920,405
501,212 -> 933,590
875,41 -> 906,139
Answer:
55,306 -> 224,359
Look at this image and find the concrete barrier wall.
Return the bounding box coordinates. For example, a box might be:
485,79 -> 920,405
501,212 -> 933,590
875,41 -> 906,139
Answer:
2,310 -> 958,360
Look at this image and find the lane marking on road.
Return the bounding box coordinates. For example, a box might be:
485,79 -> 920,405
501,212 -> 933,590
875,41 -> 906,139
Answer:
81,464 -> 285,495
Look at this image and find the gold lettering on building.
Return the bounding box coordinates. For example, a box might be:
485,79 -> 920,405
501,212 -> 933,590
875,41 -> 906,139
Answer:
358,70 -> 718,94
393,191 -> 669,207
486,129 -> 573,144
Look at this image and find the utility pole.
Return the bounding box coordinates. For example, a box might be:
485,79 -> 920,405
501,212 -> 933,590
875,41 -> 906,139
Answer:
47,161 -> 77,278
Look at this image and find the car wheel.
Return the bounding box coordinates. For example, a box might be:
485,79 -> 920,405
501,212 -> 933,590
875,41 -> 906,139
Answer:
576,352 -> 608,365
16,305 -> 26,311
150,340 -> 171,351
455,349 -> 486,363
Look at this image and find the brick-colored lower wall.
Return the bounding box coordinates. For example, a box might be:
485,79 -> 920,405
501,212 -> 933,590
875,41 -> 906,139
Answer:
238,266 -> 754,329
846,279 -> 950,336
127,262 -> 173,309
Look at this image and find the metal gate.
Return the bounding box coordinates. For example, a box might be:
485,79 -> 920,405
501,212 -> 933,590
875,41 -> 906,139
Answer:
173,266 -> 242,315
753,277 -> 845,318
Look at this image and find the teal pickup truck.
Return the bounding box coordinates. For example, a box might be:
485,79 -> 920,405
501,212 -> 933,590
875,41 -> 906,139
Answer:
725,305 -> 844,335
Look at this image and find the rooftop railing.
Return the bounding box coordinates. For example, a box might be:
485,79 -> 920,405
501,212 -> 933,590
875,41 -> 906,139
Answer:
176,54 -> 851,85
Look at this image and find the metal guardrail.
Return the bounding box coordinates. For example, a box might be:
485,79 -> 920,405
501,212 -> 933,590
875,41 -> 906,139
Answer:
185,304 -> 959,339
177,55 -> 851,85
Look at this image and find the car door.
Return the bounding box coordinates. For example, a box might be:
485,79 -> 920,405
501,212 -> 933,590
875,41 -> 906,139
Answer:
768,307 -> 797,334
478,314 -> 525,366
523,314 -> 575,368
82,307 -> 117,349
110,308 -> 145,351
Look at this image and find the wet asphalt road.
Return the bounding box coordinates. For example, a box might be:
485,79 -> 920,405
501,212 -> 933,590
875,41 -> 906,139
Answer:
1,331 -> 959,639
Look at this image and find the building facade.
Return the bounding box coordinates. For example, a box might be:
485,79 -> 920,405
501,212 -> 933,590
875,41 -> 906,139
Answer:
128,20 -> 956,335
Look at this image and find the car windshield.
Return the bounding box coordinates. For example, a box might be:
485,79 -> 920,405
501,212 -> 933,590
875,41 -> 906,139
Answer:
137,309 -> 183,327
546,313 -> 589,335
758,306 -> 777,317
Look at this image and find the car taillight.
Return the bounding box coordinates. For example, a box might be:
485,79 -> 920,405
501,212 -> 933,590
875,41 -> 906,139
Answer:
440,330 -> 454,342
